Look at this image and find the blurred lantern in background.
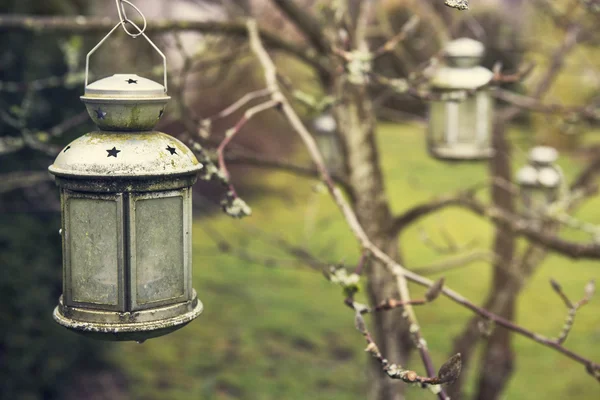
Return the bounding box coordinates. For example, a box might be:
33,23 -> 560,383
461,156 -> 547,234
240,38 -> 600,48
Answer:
48,16 -> 203,342
516,146 -> 562,218
427,38 -> 494,161
312,113 -> 344,175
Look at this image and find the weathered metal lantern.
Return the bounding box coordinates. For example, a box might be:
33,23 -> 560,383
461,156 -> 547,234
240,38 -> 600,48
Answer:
312,113 -> 343,175
48,22 -> 203,341
428,38 -> 494,161
516,146 -> 562,218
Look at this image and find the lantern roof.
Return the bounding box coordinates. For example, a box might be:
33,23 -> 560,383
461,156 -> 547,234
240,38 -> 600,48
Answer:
84,74 -> 169,99
49,131 -> 202,179
430,65 -> 493,90
538,167 -> 561,188
516,165 -> 538,186
313,113 -> 337,135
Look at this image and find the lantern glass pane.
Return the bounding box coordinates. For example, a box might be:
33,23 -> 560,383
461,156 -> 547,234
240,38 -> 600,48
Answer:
134,195 -> 185,305
523,188 -> 551,217
474,91 -> 492,145
68,197 -> 120,305
456,97 -> 477,143
429,101 -> 446,144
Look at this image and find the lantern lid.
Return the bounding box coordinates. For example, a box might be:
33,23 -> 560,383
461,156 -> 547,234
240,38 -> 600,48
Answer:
80,75 -> 170,131
83,74 -> 169,99
49,131 -> 202,180
529,146 -> 558,165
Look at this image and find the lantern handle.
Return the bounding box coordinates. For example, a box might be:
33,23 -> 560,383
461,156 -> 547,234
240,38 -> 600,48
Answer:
116,0 -> 147,38
84,22 -> 168,93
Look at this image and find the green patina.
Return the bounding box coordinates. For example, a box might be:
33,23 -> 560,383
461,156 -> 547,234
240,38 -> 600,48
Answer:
128,104 -> 141,129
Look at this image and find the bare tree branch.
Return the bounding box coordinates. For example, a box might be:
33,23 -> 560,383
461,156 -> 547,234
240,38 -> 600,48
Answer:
271,0 -> 330,54
0,15 -> 326,74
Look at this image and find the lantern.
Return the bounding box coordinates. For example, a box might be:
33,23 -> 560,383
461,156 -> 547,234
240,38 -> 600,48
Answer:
312,113 -> 344,175
516,146 -> 562,218
427,38 -> 494,161
48,22 -> 203,341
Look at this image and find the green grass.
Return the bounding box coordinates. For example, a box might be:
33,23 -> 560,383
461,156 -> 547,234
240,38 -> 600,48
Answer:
108,123 -> 600,399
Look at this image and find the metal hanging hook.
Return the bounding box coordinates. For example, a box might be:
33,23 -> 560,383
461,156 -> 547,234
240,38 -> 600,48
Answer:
84,0 -> 168,92
115,0 -> 147,38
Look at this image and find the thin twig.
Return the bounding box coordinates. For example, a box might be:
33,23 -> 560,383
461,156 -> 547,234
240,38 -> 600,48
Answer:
216,99 -> 280,196
372,16 -> 420,59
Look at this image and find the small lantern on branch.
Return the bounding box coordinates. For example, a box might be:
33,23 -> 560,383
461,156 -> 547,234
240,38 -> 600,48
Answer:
48,5 -> 203,342
427,38 -> 494,161
312,113 -> 344,175
516,146 -> 562,218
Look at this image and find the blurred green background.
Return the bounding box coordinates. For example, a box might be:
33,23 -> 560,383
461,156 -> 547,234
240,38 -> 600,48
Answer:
1,0 -> 599,399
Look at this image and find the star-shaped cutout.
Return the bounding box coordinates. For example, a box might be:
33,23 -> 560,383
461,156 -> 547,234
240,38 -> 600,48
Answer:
166,145 -> 177,155
126,78 -> 138,84
63,145 -> 71,153
95,108 -> 107,120
106,147 -> 121,158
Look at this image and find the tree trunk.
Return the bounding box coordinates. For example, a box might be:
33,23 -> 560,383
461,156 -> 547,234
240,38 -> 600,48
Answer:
447,121 -> 517,400
474,119 -> 519,400
334,76 -> 411,400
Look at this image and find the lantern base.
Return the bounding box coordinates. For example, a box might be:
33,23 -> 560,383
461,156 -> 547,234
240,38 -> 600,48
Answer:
53,294 -> 203,342
429,145 -> 493,161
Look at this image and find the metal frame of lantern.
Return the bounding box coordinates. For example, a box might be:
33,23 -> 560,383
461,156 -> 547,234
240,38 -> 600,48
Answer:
48,8 -> 203,342
427,38 -> 494,161
516,146 -> 562,219
312,113 -> 344,175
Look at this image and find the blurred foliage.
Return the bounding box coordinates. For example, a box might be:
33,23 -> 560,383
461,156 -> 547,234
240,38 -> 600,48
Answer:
0,1 -> 108,400
0,213 -> 107,400
525,1 -> 600,149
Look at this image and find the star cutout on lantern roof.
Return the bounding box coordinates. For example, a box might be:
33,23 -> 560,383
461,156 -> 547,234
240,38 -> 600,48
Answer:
166,145 -> 177,155
106,147 -> 121,158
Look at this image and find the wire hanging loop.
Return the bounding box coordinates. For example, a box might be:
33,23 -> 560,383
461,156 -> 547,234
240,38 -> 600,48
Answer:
115,0 -> 147,38
84,1 -> 168,92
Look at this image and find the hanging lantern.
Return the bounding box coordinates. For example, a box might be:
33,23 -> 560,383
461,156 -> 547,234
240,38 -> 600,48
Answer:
312,113 -> 344,175
427,38 -> 494,161
516,146 -> 562,218
48,20 -> 203,341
